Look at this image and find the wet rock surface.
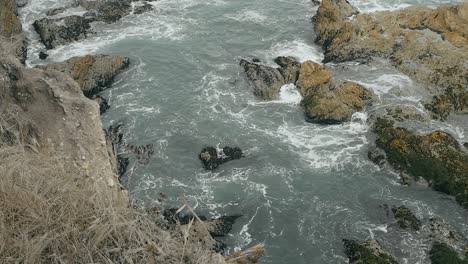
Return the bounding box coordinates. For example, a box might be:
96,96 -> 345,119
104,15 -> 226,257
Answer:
298,61 -> 372,124
374,118 -> 468,208
33,16 -> 93,49
37,54 -> 130,97
391,206 -> 421,231
199,146 -> 243,170
312,0 -> 468,119
343,239 -> 399,264
240,59 -> 286,100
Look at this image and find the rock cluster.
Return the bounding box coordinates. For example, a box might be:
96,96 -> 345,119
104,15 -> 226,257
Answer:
199,146 -> 243,170
34,0 -> 156,49
312,0 -> 468,119
342,239 -> 398,264
240,58 -> 372,124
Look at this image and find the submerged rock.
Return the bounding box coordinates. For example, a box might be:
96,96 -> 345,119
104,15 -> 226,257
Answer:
38,51 -> 48,60
374,118 -> 468,208
391,206 -> 421,231
206,215 -> 242,237
343,239 -> 399,264
37,54 -> 130,97
298,61 -> 372,124
33,16 -> 93,49
312,0 -> 468,119
199,146 -> 243,170
46,7 -> 67,16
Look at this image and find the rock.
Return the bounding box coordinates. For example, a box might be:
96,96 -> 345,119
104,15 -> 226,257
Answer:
274,56 -> 301,84
37,54 -> 130,97
240,59 -> 286,100
424,218 -> 468,255
38,51 -> 48,60
0,0 -> 27,63
46,7 -> 67,16
311,0 -> 320,6
374,118 -> 468,208
391,206 -> 421,231
206,215 -> 242,237
383,105 -> 430,122
429,242 -> 468,264
33,16 -> 93,49
117,155 -> 129,180
298,62 -> 372,124
96,1 -> 132,23
368,146 -> 386,166
199,146 -> 243,170
134,2 -> 154,15
312,0 -> 468,118
464,142 -> 468,150
343,239 -> 399,264
91,95 -> 110,114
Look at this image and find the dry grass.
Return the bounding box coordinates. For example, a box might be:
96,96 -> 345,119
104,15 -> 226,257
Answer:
0,145 -> 224,263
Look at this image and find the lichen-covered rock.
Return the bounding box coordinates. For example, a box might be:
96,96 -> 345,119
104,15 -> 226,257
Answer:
312,0 -> 468,119
374,118 -> 468,208
298,61 -> 372,124
391,206 -> 421,231
240,59 -> 286,100
37,54 -> 130,97
0,0 -> 27,63
33,16 -> 93,49
199,146 -> 243,170
343,239 -> 399,264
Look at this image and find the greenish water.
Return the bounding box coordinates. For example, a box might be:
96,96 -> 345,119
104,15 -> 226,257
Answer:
20,0 -> 468,263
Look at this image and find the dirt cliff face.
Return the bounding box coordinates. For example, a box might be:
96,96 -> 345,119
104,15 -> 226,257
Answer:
313,0 -> 468,119
0,0 -> 27,63
0,39 -> 119,189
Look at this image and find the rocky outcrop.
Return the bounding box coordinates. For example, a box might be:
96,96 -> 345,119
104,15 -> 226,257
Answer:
429,242 -> 468,264
0,0 -> 27,63
391,206 -> 421,231
33,16 -> 93,49
312,0 -> 468,119
374,118 -> 468,208
37,54 -> 130,97
424,218 -> 468,255
298,61 -> 372,123
0,40 -> 119,188
240,59 -> 287,100
343,239 -> 399,264
199,146 -> 243,170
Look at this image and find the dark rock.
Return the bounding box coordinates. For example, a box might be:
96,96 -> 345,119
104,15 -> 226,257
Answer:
391,206 -> 421,231
33,16 -> 93,49
311,0 -> 320,5
252,58 -> 261,63
91,95 -> 110,114
240,59 -> 285,100
38,51 -> 48,60
464,142 -> 468,150
343,239 -> 399,264
96,1 -> 132,23
125,143 -> 154,165
46,7 -> 67,16
199,146 -> 243,170
368,146 -> 386,166
134,2 -> 154,15
117,155 -> 129,179
274,56 -> 301,84
374,118 -> 468,208
206,215 -> 242,237
37,55 -> 130,97
16,0 -> 29,8
162,208 -> 207,225
429,242 -> 468,264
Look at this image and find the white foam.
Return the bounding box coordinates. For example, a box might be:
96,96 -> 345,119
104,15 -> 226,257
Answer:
278,84 -> 302,105
263,40 -> 324,64
224,10 -> 268,24
355,73 -> 414,97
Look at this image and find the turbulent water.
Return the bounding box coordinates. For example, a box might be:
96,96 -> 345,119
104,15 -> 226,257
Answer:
20,0 -> 468,263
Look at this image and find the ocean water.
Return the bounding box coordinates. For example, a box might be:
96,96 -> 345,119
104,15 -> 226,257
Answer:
19,0 -> 468,263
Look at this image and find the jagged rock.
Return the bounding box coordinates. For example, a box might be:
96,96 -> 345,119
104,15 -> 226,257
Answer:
91,95 -> 110,114
37,54 -> 130,97
117,155 -> 129,179
206,215 -> 242,237
274,56 -> 301,84
0,0 -> 27,63
240,59 -> 286,100
134,2 -> 154,15
298,61 -> 372,124
343,239 -> 399,264
383,105 -> 430,122
424,218 -> 468,255
312,0 -> 468,119
96,1 -> 132,23
374,118 -> 468,208
33,16 -> 93,49
391,206 -> 421,231
199,146 -> 243,170
16,0 -> 29,7
38,51 -> 48,60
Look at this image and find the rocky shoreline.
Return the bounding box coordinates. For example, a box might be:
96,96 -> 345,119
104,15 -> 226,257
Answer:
0,0 -> 261,263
